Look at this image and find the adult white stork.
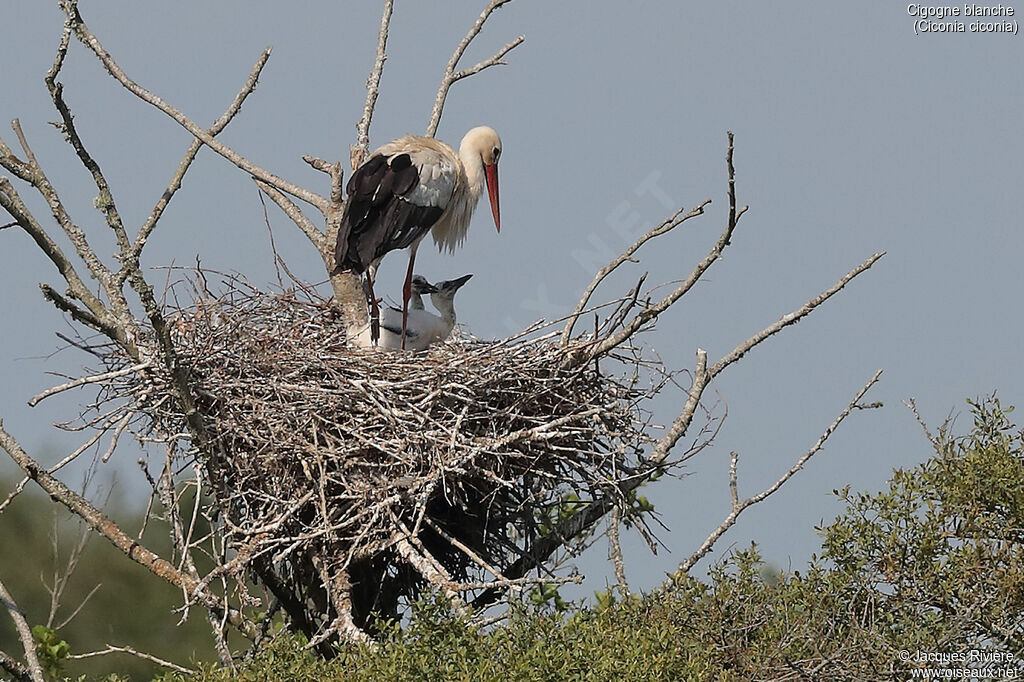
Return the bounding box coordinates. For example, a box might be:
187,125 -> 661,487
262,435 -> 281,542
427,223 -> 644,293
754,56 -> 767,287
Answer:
334,127 -> 502,348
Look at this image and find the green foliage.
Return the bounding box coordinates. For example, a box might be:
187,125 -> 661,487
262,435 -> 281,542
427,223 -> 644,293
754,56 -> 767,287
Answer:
33,624 -> 69,678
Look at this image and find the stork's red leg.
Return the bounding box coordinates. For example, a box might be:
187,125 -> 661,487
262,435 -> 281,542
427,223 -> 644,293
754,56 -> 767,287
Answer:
400,248 -> 417,351
367,271 -> 380,344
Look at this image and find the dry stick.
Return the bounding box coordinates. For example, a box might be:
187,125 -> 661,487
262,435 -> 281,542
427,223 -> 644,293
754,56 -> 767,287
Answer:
0,422 -> 259,640
9,119 -> 134,327
707,252 -> 884,380
0,173 -> 106,323
671,369 -> 884,578
474,252 -> 883,609
0,648 -> 33,682
307,559 -> 371,649
28,362 -> 151,407
122,47 -> 274,287
351,0 -> 394,170
561,201 -> 710,345
393,526 -> 464,607
59,1 -> 328,214
254,180 -> 328,264
607,507 -> 628,594
582,220 -> 745,364
0,578 -> 45,682
303,155 -> 344,206
571,132 -> 747,363
37,284 -> 105,337
68,645 -> 196,675
426,0 -> 525,137
423,516 -> 510,584
46,15 -> 132,263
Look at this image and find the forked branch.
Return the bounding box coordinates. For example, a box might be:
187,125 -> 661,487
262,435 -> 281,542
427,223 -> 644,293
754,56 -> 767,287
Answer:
0,422 -> 258,641
0,578 -> 45,682
426,0 -> 524,137
670,369 -> 884,578
351,0 -> 395,170
59,0 -> 328,214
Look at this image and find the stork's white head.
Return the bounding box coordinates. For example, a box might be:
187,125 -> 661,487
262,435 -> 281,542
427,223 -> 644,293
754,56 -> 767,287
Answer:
410,274 -> 438,295
460,127 -> 502,233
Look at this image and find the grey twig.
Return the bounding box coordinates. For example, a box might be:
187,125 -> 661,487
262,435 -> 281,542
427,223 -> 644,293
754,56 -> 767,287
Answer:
59,1 -> 328,213
561,201 -> 710,346
608,507 -> 628,594
0,421 -> 258,640
426,0 -> 524,137
351,0 -> 394,170
28,362 -> 151,407
671,369 -> 884,578
0,648 -> 33,682
0,578 -> 45,682
68,645 -> 196,675
708,252 -> 885,379
121,47 -> 274,287
255,179 -> 329,264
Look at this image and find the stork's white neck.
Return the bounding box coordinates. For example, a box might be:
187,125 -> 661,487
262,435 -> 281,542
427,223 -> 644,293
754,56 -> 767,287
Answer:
430,293 -> 458,328
459,140 -> 486,206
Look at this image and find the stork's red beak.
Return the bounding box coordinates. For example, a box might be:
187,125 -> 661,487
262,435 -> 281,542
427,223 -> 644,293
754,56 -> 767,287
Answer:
485,162 -> 500,233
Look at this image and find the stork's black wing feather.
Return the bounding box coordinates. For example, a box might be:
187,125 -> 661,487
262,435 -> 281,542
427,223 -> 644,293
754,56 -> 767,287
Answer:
334,152 -> 444,274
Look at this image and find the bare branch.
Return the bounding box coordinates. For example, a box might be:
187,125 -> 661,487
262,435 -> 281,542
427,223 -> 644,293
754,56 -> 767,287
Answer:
451,35 -> 525,84
7,119 -> 135,327
0,179 -> 131,346
725,130 -> 746,245
303,155 -> 345,206
45,14 -> 132,262
59,2 -> 328,213
608,507 -> 628,594
121,47 -> 274,286
28,362 -> 150,407
0,578 -> 45,682
68,645 -> 196,675
37,284 -> 105,336
0,421 -> 258,640
426,0 -> 524,137
351,0 -> 394,170
254,180 -> 328,264
671,369 -> 884,578
708,252 -> 885,380
561,201 -> 710,345
0,648 -> 33,682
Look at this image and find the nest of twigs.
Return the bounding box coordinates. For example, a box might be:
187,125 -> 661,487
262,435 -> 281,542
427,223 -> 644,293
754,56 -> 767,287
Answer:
130,277 -> 654,634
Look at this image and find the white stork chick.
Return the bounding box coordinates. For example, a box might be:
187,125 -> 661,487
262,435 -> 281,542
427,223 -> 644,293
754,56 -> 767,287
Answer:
333,127 -> 501,348
352,274 -> 471,352
352,275 -> 438,350
408,274 -> 432,311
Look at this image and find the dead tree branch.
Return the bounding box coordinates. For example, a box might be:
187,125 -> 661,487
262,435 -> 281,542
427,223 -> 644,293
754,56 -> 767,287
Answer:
351,0 -> 395,170
475,238 -> 883,609
561,200 -> 711,345
0,422 -> 259,641
0,648 -> 33,682
58,1 -> 327,214
426,0 -> 524,137
68,645 -> 196,675
123,48 -> 273,286
0,578 -> 45,682
671,369 -> 884,578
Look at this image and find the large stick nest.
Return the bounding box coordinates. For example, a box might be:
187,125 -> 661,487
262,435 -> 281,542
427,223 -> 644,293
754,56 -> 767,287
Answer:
125,276 -> 656,629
